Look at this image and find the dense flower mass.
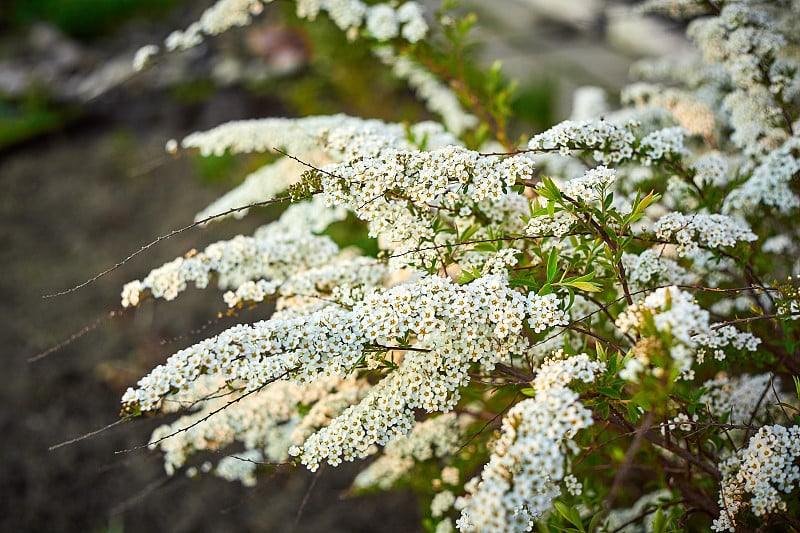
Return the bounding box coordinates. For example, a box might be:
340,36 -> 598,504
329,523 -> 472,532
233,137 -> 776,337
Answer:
615,286 -> 760,380
712,425 -> 800,532
455,352 -> 605,532
109,0 -> 800,531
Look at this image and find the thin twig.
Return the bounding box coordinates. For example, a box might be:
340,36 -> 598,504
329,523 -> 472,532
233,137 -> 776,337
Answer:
711,312 -> 800,329
457,392 -> 521,454
109,476 -> 171,516
294,467 -> 323,530
43,196 -> 290,298
605,411 -> 655,507
49,419 -> 126,451
115,368 -> 296,455
273,147 -> 339,178
29,309 -> 127,362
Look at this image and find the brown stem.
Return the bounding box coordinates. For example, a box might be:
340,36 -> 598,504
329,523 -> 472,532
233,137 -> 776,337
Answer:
566,324 -> 627,353
563,193 -> 633,305
494,362 -> 534,382
605,411 -> 655,507
604,407 -> 721,482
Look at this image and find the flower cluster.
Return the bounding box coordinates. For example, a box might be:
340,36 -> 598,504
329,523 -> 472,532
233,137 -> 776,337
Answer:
637,126 -> 690,165
123,273 -> 565,471
691,154 -> 730,188
687,3 -> 791,158
561,165 -> 616,203
317,146 -> 533,267
181,114 -> 455,158
121,200 -> 344,307
524,210 -> 574,241
653,212 -> 757,257
351,413 -> 464,490
223,256 -> 388,309
712,425 -> 800,531
621,249 -> 694,289
701,373 -> 789,426
615,286 -> 760,381
364,2 -> 428,42
147,374 -> 367,476
723,135 -> 800,214
161,0 -> 428,52
527,119 -> 636,165
454,352 -> 605,532
213,450 -> 263,486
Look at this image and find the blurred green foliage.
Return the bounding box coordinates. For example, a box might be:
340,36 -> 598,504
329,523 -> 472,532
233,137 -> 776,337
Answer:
323,214 -> 380,258
7,0 -> 185,40
192,151 -> 279,189
0,93 -> 76,149
511,78 -> 557,135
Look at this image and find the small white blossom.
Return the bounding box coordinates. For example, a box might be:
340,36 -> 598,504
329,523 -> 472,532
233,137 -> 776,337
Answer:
132,44 -> 159,71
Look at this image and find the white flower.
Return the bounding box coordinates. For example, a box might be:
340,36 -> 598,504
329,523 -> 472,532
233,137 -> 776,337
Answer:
132,44 -> 159,71
366,5 -> 399,41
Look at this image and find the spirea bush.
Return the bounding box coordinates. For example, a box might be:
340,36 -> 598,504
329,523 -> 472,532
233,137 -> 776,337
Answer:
115,0 -> 800,531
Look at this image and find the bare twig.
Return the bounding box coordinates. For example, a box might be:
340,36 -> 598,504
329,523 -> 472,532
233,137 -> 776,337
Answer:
605,411 -> 655,507
294,467 -> 323,530
29,309 -> 127,362
49,419 -> 127,451
43,196 -> 290,298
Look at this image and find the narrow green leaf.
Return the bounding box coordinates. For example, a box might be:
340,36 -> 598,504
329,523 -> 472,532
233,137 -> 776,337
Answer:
794,376 -> 800,403
547,249 -> 558,283
587,512 -> 603,532
472,242 -> 497,252
652,506 -> 666,533
564,281 -> 602,292
553,502 -> 584,531
603,192 -> 614,210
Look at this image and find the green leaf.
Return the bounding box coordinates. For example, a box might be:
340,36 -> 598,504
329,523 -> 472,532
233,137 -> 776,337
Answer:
520,387 -> 536,397
652,506 -> 666,533
547,198 -> 557,217
571,270 -> 596,283
547,249 -> 558,283
626,190 -> 660,225
794,376 -> 800,403
457,268 -> 479,284
553,501 -> 584,531
587,512 -> 604,532
460,224 -> 480,241
596,343 -> 607,363
603,192 -> 614,210
509,275 -> 540,290
563,281 -> 602,293
472,242 -> 498,253
598,386 -> 621,400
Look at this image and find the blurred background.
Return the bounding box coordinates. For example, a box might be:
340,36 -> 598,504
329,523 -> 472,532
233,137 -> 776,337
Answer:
0,0 -> 688,531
